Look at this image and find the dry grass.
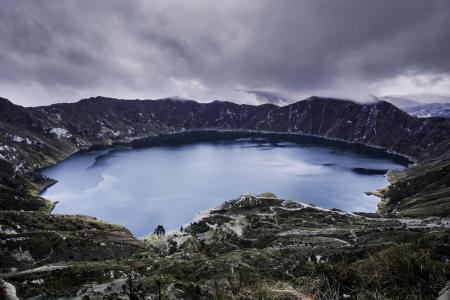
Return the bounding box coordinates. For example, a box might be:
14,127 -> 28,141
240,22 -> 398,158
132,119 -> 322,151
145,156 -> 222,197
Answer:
303,245 -> 450,300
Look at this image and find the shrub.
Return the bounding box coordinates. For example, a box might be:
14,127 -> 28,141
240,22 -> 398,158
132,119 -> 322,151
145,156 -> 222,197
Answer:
355,245 -> 449,299
304,245 -> 450,299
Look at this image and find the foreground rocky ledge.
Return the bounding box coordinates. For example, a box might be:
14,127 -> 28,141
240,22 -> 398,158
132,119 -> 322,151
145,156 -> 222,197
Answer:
1,193 -> 449,299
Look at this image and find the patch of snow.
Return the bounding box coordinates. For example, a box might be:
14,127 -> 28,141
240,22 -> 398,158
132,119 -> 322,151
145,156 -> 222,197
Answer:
97,126 -> 120,138
50,127 -> 72,138
11,135 -> 23,142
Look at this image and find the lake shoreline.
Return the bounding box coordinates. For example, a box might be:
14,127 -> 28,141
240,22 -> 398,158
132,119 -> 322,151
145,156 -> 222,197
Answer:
40,134 -> 406,236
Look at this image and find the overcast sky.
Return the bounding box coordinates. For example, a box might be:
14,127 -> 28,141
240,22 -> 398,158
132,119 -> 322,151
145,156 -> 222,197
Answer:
1,0 -> 450,106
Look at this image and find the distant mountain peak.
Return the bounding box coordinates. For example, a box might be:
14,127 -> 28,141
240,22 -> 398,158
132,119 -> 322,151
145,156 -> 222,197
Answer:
382,93 -> 450,108
404,103 -> 450,118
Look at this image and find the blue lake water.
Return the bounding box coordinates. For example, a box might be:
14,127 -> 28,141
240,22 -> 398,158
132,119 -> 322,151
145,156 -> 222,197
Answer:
41,138 -> 406,236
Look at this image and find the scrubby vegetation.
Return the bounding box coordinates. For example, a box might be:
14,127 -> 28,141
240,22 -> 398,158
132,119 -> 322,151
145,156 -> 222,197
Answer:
2,194 -> 448,299
305,245 -> 450,299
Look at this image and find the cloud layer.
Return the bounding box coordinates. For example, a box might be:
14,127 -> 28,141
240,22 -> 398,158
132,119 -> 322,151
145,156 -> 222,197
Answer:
1,0 -> 450,106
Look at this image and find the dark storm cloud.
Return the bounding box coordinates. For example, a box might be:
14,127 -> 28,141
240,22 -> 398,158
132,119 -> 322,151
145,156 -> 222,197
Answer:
0,0 -> 449,106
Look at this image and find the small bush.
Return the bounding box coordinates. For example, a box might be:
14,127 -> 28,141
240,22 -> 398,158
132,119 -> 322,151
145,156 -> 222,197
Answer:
305,262 -> 359,299
355,245 -> 449,299
304,245 -> 450,299
212,280 -> 228,300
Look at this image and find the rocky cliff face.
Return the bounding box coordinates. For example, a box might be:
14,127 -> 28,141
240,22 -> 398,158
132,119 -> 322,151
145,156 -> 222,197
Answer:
1,96 -> 449,172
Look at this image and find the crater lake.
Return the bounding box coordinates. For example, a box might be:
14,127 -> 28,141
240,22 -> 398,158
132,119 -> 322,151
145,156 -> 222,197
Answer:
41,137 -> 407,236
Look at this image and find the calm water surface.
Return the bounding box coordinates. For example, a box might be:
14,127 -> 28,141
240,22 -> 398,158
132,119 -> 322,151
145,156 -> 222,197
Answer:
41,139 -> 406,236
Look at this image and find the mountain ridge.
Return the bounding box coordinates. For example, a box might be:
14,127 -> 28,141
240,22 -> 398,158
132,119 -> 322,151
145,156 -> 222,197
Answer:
1,95 -> 449,172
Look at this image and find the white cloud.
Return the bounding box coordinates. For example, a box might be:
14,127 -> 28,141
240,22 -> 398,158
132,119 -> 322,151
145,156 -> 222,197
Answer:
370,73 -> 450,96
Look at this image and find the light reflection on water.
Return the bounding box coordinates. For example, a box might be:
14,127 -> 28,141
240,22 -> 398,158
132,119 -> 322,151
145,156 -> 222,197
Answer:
41,139 -> 405,236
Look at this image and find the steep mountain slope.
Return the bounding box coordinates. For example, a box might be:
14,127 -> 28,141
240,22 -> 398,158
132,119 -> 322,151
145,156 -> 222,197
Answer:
379,159 -> 450,217
1,96 -> 449,172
